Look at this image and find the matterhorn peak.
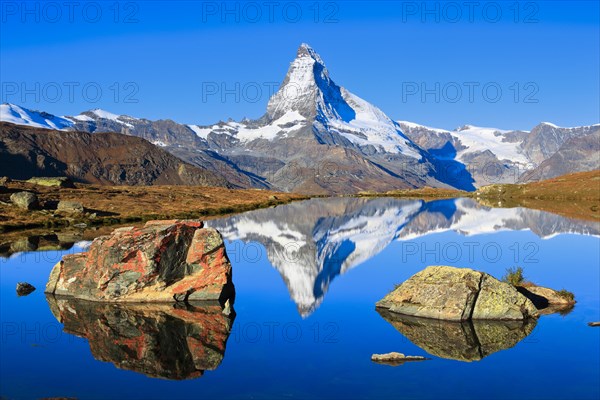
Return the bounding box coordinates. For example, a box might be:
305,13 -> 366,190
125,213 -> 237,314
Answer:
266,43 -> 336,121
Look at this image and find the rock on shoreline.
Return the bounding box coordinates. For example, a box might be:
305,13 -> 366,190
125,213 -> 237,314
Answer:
10,191 -> 39,210
516,285 -> 575,309
376,266 -> 538,321
45,220 -> 234,304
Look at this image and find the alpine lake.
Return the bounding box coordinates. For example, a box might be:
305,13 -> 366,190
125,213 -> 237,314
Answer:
1,197 -> 599,400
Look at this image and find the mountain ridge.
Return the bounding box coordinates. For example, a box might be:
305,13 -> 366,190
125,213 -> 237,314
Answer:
0,121 -> 232,187
2,44 -> 599,192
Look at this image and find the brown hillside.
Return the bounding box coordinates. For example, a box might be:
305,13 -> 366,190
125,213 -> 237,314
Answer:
0,122 -> 231,187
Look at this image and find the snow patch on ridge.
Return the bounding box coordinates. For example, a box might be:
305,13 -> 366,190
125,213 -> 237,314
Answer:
231,111 -> 307,141
70,114 -> 94,122
0,103 -> 74,130
540,121 -> 600,129
451,125 -> 531,165
90,109 -> 122,121
397,120 -> 450,134
188,125 -> 213,139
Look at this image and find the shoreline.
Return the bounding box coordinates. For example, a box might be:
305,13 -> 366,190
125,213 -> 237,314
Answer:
351,170 -> 600,222
0,181 -> 310,234
2,170 -> 598,236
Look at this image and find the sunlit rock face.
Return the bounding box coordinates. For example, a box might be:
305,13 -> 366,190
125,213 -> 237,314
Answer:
209,197 -> 599,316
46,296 -> 235,380
377,309 -> 537,362
45,220 -> 235,304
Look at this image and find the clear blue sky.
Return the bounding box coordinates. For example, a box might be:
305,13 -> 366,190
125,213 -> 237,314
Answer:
1,1 -> 599,130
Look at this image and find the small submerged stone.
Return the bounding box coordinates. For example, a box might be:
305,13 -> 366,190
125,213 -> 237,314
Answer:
16,282 -> 36,296
371,352 -> 427,366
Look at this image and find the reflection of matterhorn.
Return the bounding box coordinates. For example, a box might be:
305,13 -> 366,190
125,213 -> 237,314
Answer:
208,197 -> 599,316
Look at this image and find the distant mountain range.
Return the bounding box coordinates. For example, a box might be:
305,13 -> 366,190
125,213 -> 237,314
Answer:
399,121 -> 600,187
1,43 -> 598,192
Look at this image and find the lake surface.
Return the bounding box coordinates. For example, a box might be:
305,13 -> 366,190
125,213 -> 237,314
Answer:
1,197 -> 599,399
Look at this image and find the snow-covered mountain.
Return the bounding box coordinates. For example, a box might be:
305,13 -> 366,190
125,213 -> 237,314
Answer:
0,45 -> 443,193
2,44 -> 599,191
264,44 -> 421,158
208,197 -> 599,316
170,43 -> 440,193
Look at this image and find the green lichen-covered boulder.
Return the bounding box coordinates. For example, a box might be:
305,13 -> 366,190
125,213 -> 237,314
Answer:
472,274 -> 539,320
377,266 -> 538,321
26,177 -> 75,188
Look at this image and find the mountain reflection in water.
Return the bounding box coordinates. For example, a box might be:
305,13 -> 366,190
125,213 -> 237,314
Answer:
208,197 -> 599,316
46,296 -> 235,380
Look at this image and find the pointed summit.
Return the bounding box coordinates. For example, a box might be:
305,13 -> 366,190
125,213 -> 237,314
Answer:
296,43 -> 325,65
266,43 -> 349,122
266,43 -> 330,120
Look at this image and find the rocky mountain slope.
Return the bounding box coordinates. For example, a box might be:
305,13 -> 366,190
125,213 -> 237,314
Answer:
0,122 -> 231,186
518,130 -> 600,182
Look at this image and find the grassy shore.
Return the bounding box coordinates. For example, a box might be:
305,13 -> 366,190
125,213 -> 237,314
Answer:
0,181 -> 308,233
354,170 -> 600,222
1,170 -> 598,234
355,187 -> 470,199
471,170 -> 600,222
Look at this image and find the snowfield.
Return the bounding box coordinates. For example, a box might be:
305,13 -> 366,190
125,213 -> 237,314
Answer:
451,125 -> 531,165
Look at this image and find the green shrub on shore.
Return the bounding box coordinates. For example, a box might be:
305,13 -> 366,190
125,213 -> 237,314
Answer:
502,266 -> 525,286
556,289 -> 575,302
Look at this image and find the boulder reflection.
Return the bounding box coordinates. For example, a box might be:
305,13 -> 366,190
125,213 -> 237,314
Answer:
377,309 -> 537,362
46,296 -> 235,380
